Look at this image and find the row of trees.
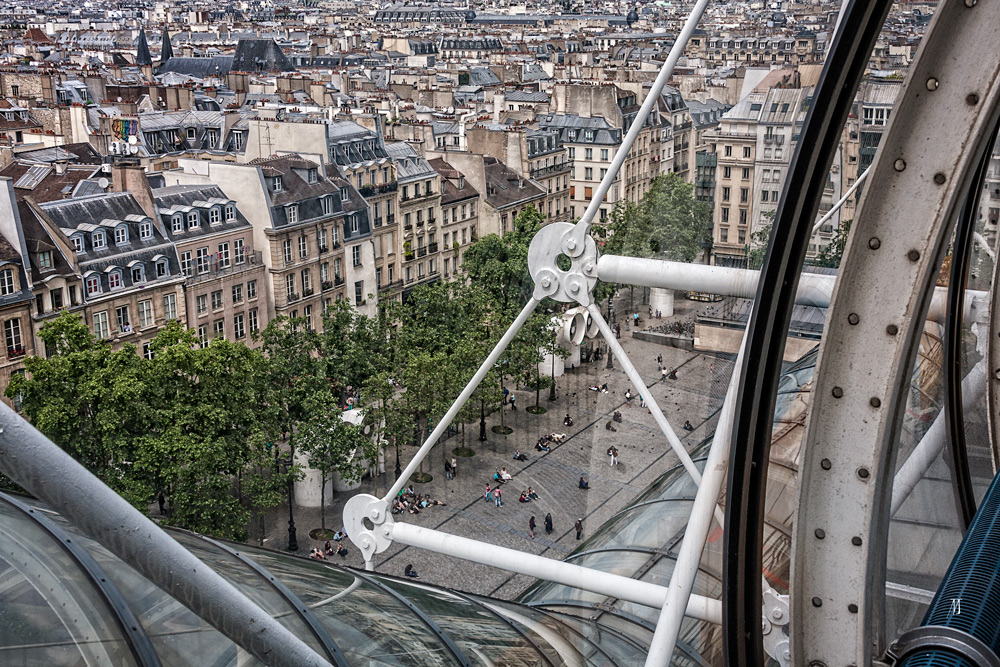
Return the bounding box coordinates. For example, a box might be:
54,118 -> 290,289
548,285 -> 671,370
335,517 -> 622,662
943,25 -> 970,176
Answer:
5,207 -> 562,541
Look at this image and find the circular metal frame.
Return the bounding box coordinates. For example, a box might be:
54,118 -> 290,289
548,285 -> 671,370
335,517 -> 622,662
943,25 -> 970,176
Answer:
0,492 -> 161,667
789,0 -> 1000,664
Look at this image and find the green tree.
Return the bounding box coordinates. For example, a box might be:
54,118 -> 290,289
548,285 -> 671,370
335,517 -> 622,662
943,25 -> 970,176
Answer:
137,322 -> 285,541
814,219 -> 852,268
462,205 -> 543,317
7,311 -> 150,506
602,173 -> 713,262
298,399 -> 375,533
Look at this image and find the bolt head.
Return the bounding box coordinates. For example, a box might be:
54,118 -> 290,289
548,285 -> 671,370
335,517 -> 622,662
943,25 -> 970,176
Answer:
541,277 -> 551,288
772,608 -> 784,620
567,238 -> 577,250
569,283 -> 580,293
894,158 -> 906,172
926,78 -> 939,91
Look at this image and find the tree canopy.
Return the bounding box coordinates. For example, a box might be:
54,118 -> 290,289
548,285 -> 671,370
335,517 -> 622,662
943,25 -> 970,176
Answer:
601,173 -> 713,263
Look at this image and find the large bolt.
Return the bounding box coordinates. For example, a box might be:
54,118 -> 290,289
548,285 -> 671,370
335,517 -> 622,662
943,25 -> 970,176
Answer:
541,277 -> 552,288
584,262 -> 595,274
567,238 -> 577,251
569,283 -> 580,293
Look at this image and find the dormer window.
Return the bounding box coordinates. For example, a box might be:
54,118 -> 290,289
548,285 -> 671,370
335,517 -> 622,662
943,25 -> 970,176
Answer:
92,230 -> 106,250
140,221 -> 153,239
114,225 -> 128,245
85,274 -> 100,296
308,169 -> 318,184
187,212 -> 199,229
349,214 -> 359,234
273,176 -> 283,192
172,215 -> 183,233
340,187 -> 349,202
287,205 -> 298,224
321,196 -> 333,216
209,207 -> 221,224
225,204 -> 235,221
186,127 -> 196,140
38,252 -> 52,269
0,269 -> 15,295
71,235 -> 83,252
130,264 -> 145,284
585,130 -> 594,141
155,258 -> 168,278
108,269 -> 122,290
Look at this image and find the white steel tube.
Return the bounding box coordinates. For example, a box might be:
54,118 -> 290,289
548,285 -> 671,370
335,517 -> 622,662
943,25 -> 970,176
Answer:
811,168 -> 869,234
564,0 -> 714,247
596,255 -> 976,323
384,297 -> 539,501
586,303 -> 705,485
390,522 -> 722,624
975,231 -> 996,264
891,361 -> 988,515
644,327 -> 748,666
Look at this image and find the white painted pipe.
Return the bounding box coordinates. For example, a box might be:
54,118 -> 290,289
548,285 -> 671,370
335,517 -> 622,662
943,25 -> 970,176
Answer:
891,361 -> 988,516
596,255 -> 978,323
644,326 -> 748,666
390,522 -> 722,624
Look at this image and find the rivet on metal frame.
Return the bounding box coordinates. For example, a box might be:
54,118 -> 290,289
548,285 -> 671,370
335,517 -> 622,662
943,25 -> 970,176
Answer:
894,158 -> 906,172
926,78 -> 939,91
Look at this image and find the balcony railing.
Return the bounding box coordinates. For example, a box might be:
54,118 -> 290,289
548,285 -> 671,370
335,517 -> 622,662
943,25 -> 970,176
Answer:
189,251 -> 263,285
335,276 -> 345,286
386,214 -> 395,224
529,160 -> 574,179
287,292 -> 300,302
416,219 -> 424,228
303,288 -> 314,297
377,181 -> 398,194
401,189 -> 435,202
7,346 -> 25,360
404,223 -> 413,231
427,217 -> 436,226
417,247 -> 428,257
319,244 -> 329,253
373,217 -> 383,227
322,280 -> 333,290
428,242 -> 439,253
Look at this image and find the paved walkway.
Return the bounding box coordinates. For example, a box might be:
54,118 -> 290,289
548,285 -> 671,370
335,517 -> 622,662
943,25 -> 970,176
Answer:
258,293 -> 733,599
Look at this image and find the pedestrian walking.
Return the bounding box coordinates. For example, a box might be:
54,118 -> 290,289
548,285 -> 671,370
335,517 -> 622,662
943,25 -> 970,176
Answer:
544,513 -> 553,534
639,394 -> 645,408
502,387 -> 509,404
510,394 -> 517,411
624,389 -> 632,407
451,457 -> 458,478
575,518 -> 583,540
494,487 -> 503,507
445,460 -> 453,480
657,354 -> 663,367
661,367 -> 668,381
484,484 -> 492,502
529,516 -> 536,539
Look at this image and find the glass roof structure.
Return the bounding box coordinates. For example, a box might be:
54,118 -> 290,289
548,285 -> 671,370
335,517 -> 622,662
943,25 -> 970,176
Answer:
0,490 -> 653,666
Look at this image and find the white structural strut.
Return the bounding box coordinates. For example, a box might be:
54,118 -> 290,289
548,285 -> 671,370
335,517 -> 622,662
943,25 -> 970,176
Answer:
891,361 -> 988,515
596,255 -> 978,323
644,328 -> 749,666
390,522 -> 722,624
561,0 -> 713,257
383,297 -> 540,502
586,303 -> 708,490
811,168 -> 869,234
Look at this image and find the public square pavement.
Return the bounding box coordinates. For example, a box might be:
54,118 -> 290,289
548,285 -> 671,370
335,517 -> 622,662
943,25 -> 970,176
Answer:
260,295 -> 733,600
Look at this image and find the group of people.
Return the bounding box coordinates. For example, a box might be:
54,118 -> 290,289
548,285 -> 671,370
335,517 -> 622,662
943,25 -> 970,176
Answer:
606,410 -> 623,431
607,446 -> 620,466
444,457 -> 458,480
589,383 -> 609,393
518,487 -> 540,503
309,536 -> 349,560
502,386 -> 518,410
393,486 -> 447,515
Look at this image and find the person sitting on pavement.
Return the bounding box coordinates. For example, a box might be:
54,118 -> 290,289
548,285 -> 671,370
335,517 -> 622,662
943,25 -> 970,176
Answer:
513,449 -> 528,461
336,542 -> 348,558
564,414 -> 574,426
324,540 -> 334,557
404,564 -> 419,578
613,411 -> 623,423
500,467 -> 512,481
589,384 -> 601,392
579,477 -> 590,489
606,421 -> 617,432
683,420 -> 695,431
518,490 -> 530,503
535,440 -> 550,452
527,487 -> 540,500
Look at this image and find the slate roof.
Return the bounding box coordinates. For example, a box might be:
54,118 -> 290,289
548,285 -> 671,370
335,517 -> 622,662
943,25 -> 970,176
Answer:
230,38 -> 295,74
151,185 -> 250,244
135,29 -> 152,67
159,56 -> 234,78
483,157 -> 544,209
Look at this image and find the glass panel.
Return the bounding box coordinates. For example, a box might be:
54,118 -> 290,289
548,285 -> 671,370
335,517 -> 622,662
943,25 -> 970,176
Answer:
166,533 -> 325,657
381,579 -> 549,666
0,500 -> 137,666
243,550 -> 455,665
487,600 -> 617,666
